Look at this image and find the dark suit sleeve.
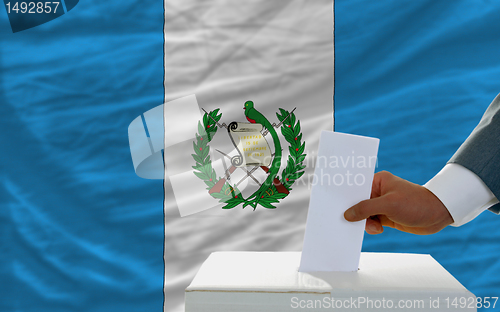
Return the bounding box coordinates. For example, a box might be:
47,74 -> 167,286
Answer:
449,93 -> 500,214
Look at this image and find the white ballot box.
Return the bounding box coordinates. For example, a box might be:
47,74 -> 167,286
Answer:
185,252 -> 476,312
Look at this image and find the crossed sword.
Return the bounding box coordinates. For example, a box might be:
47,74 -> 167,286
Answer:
202,108 -> 295,194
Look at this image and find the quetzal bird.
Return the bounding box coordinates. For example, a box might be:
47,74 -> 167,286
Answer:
243,101 -> 283,208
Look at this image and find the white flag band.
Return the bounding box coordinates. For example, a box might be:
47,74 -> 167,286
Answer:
164,0 -> 334,309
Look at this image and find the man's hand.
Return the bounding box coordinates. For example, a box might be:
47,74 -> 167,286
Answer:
344,171 -> 454,235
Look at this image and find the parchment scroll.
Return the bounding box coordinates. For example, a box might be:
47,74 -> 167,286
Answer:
227,122 -> 272,167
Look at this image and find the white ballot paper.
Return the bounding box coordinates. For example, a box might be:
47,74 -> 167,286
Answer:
299,131 -> 379,272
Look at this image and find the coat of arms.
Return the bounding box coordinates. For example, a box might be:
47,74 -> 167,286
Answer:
192,101 -> 307,210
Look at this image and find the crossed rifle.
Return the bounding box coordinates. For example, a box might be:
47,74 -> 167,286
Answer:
202,108 -> 295,195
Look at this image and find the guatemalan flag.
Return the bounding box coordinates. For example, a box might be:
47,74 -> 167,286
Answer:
3,1 -> 500,312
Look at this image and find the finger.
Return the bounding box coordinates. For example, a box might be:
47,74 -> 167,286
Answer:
376,215 -> 426,234
370,171 -> 394,199
370,172 -> 383,199
344,196 -> 392,222
377,215 -> 396,229
365,217 -> 383,234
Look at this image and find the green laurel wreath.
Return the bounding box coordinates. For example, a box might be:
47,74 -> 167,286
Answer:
276,108 -> 306,191
191,109 -> 223,188
192,108 -> 306,210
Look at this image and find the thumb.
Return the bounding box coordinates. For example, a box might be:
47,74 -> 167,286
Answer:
344,196 -> 390,222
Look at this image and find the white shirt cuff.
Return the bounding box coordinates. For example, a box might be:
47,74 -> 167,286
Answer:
423,163 -> 499,227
